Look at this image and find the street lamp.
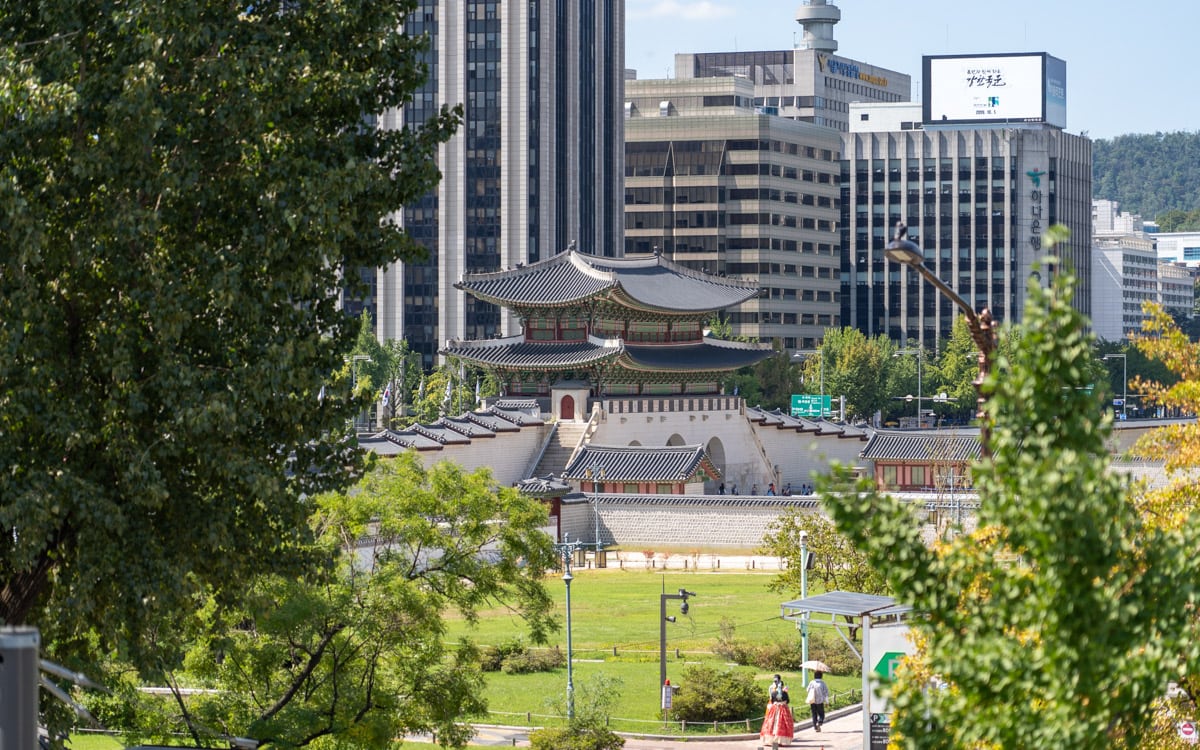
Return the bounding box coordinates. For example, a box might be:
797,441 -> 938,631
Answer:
791,349 -> 825,397
553,534 -> 593,722
894,348 -> 924,427
799,530 -> 810,688
887,222 -> 997,452
1103,353 -> 1128,421
660,588 -> 696,702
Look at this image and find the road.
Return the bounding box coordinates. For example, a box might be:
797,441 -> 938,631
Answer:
414,706 -> 864,750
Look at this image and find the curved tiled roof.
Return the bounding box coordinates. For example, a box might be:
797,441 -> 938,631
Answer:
516,475 -> 573,497
442,334 -> 622,370
569,492 -> 822,509
622,338 -> 775,372
456,250 -> 760,313
563,444 -> 720,482
859,429 -> 982,462
745,407 -> 869,439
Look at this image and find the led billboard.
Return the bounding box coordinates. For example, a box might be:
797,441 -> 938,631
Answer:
922,53 -> 1066,128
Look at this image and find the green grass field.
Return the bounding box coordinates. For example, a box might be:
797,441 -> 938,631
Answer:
444,569 -> 861,730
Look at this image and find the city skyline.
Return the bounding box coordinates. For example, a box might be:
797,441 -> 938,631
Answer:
625,0 -> 1200,141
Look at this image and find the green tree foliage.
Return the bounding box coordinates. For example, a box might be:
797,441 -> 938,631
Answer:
667,665 -> 762,723
821,266 -> 1200,748
0,0 -> 460,667
1092,131 -> 1200,220
805,328 -> 895,421
760,512 -> 887,597
132,454 -> 558,749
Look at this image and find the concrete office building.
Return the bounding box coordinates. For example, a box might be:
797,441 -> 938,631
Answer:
1090,234 -> 1158,342
840,52 -> 1091,347
669,1 -> 910,133
1158,261 -> 1195,317
624,77 -> 843,349
362,1 -> 625,365
1155,231 -> 1200,268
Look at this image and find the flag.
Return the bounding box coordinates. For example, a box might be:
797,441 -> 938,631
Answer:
417,376 -> 425,400
733,385 -> 739,396
317,385 -> 326,403
474,378 -> 481,406
442,379 -> 452,409
382,382 -> 391,407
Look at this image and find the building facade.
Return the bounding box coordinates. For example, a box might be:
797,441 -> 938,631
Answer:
841,102 -> 1093,346
1090,234 -> 1158,342
365,1 -> 625,365
1158,261 -> 1196,317
1154,231 -> 1200,268
624,77 -> 844,349
669,2 -> 910,133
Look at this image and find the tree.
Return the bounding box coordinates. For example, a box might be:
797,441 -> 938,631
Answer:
760,511 -> 887,598
0,0 -> 460,669
821,265 -> 1200,748
805,328 -> 895,421
117,454 -> 558,749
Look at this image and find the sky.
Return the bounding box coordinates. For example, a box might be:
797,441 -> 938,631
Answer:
625,0 -> 1200,140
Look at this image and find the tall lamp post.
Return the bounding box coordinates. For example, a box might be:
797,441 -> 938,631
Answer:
553,534 -> 593,722
791,349 -> 826,416
894,348 -> 924,427
886,222 -> 997,452
799,530 -> 810,688
1103,353 -> 1127,421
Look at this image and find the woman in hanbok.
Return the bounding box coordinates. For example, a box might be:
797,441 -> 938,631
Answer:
759,674 -> 794,748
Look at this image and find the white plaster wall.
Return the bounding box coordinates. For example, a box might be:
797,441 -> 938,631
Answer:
412,425 -> 552,486
752,425 -> 868,489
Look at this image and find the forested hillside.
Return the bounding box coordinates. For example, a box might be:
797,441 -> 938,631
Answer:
1092,131 -> 1200,228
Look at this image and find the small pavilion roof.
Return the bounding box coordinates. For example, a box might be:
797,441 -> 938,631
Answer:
563,443 -> 720,482
860,429 -> 982,462
516,475 -> 573,497
455,250 -> 760,313
442,334 -> 623,370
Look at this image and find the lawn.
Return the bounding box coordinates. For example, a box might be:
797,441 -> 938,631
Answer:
444,569 -> 862,731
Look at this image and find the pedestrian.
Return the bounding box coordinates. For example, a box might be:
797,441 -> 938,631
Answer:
783,483 -> 792,496
767,482 -> 776,496
806,670 -> 830,732
751,483 -> 759,495
731,483 -> 738,494
759,674 -> 794,749
718,482 -> 726,495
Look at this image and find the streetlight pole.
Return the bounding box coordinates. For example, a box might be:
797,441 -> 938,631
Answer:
791,349 -> 827,416
799,531 -> 809,688
887,222 -> 997,452
553,534 -> 593,722
895,348 -> 923,427
1103,353 -> 1127,421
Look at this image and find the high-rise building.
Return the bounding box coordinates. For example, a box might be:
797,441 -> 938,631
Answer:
841,52 -> 1092,347
1091,233 -> 1158,342
623,76 -> 843,349
364,1 -> 625,365
669,1 -> 910,132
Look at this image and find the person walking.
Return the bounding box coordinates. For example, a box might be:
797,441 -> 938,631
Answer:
759,674 -> 794,748
806,671 -> 830,732
766,482 -> 776,496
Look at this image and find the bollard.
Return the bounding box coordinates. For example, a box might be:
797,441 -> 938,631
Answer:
613,645 -> 618,656
675,647 -> 680,659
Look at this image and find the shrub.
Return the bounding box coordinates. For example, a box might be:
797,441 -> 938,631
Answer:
668,664 -> 761,723
752,640 -> 803,671
501,647 -> 566,674
479,637 -> 529,672
529,727 -> 624,750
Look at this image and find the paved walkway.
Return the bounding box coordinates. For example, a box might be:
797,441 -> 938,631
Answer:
434,707 -> 863,750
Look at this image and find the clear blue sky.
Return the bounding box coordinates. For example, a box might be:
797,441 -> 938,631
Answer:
625,0 -> 1200,140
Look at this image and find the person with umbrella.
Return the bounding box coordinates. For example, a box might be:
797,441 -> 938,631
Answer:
759,673 -> 794,748
805,670 -> 831,733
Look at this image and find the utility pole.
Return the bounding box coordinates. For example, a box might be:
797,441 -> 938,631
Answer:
0,627 -> 40,750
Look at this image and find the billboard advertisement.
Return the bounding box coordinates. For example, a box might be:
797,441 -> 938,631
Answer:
922,53 -> 1066,128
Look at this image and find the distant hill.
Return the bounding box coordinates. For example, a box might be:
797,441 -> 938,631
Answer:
1092,131 -> 1200,223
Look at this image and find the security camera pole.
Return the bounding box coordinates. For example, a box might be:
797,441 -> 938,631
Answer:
659,588 -> 696,698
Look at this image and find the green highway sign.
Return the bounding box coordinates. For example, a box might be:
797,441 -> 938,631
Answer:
791,394 -> 832,418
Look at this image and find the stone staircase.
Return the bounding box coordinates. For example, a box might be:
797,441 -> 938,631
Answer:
530,421 -> 588,478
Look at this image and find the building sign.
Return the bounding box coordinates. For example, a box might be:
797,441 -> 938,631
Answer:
818,54 -> 888,87
1027,165 -> 1047,256
922,52 -> 1067,128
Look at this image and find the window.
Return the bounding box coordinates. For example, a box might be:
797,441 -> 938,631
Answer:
910,466 -> 926,487
882,465 -> 898,487
656,483 -> 673,494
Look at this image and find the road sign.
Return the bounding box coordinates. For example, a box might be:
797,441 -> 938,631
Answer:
872,651 -> 906,684
1180,720 -> 1197,743
791,394 -> 832,418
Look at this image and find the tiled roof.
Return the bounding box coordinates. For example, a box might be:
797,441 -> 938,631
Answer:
464,411 -> 523,432
516,475 -> 573,497
745,406 -> 869,440
493,397 -> 540,410
442,334 -> 622,370
563,444 -> 720,482
622,339 -> 774,372
456,250 -> 760,312
859,429 -> 982,462
436,416 -> 497,439
570,492 -> 822,509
